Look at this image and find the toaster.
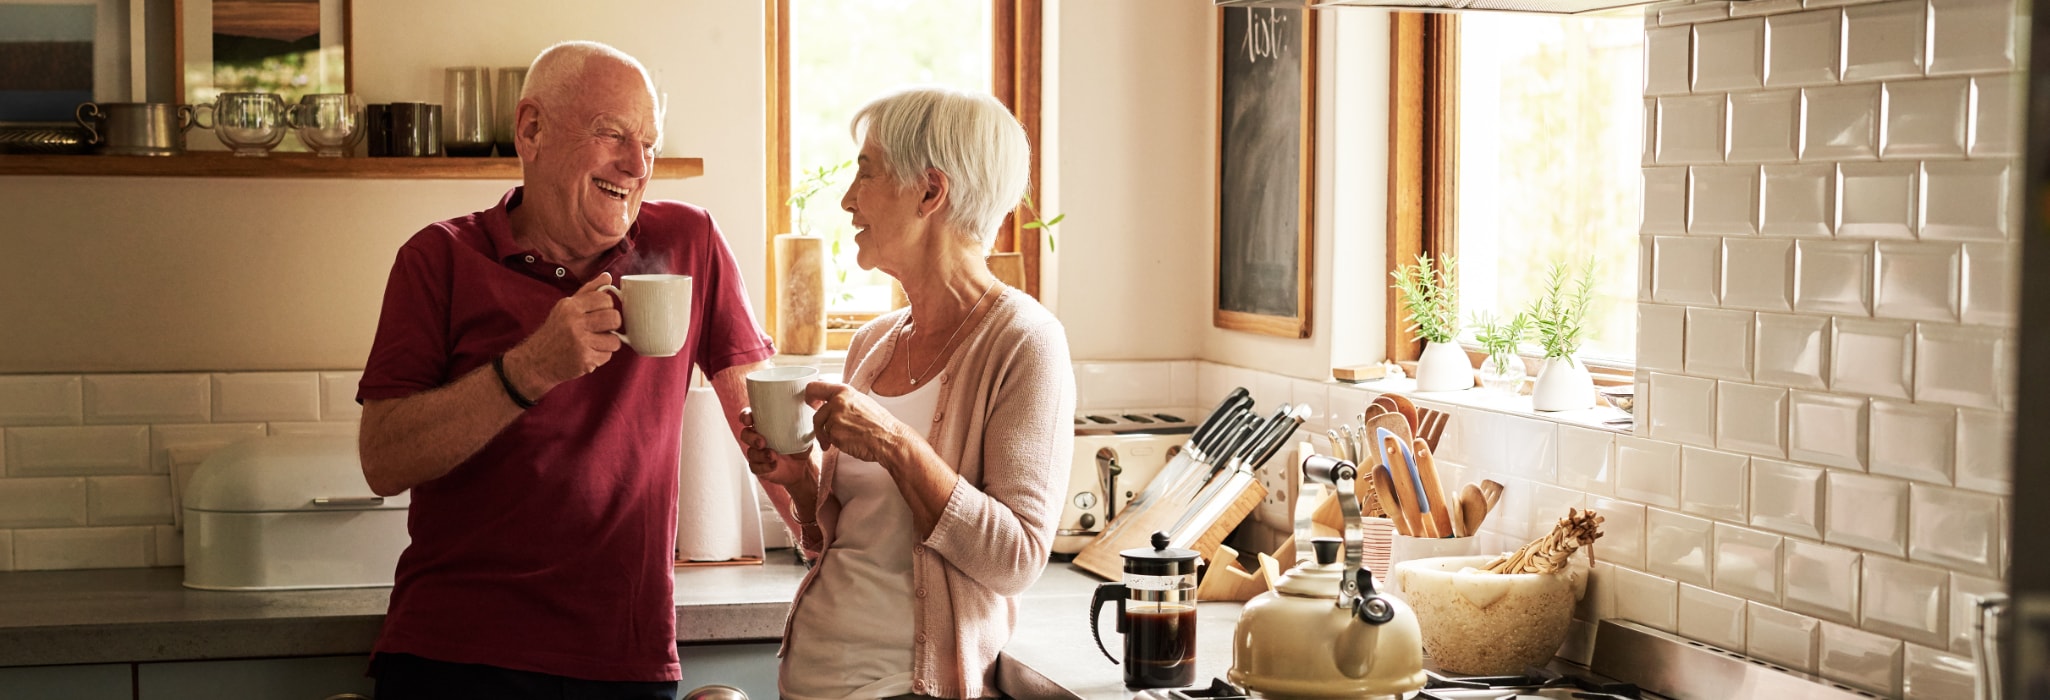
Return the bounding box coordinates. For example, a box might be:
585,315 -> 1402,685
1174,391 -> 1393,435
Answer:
1052,407 -> 1200,557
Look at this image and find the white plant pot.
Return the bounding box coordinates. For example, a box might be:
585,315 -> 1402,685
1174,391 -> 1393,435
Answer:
1414,340 -> 1474,392
1531,357 -> 1594,411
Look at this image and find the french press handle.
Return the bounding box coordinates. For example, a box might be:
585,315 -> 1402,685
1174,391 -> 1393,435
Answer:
1089,582 -> 1126,664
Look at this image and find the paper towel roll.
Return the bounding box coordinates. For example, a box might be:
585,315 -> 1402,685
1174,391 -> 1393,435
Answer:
676,386 -> 762,562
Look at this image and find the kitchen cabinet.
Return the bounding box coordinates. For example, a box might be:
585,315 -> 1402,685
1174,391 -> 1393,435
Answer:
137,655 -> 375,700
0,663 -> 131,699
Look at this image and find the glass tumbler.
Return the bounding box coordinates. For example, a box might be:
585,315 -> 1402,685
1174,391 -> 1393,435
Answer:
209,92 -> 288,157
494,67 -> 528,157
291,94 -> 366,157
443,67 -> 494,157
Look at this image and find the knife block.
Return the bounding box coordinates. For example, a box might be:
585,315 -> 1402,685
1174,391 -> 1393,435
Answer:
1071,479 -> 1270,582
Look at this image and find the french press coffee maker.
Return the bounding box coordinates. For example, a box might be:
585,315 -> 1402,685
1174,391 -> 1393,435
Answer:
1090,531 -> 1201,689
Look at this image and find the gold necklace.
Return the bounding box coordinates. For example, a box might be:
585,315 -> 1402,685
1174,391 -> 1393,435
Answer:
902,284 -> 1001,386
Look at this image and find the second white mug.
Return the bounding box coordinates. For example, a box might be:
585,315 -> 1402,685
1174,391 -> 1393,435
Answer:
746,366 -> 819,455
599,274 -> 693,357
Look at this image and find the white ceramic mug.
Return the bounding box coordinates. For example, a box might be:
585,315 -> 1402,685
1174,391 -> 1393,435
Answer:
599,274 -> 693,357
746,366 -> 819,455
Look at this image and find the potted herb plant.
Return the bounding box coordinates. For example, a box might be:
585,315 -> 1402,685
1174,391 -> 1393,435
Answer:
776,160 -> 852,355
1527,260 -> 1597,411
1391,254 -> 1472,392
1471,311 -> 1529,395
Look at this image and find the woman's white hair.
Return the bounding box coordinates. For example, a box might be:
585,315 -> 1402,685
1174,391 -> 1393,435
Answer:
850,86 -> 1030,249
522,41 -> 658,111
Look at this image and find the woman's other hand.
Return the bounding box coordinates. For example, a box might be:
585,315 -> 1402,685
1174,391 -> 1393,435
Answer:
805,380 -> 913,466
739,407 -> 818,487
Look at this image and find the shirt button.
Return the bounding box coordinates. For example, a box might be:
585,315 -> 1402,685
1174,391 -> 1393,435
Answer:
554,267 -> 566,278
916,633 -> 927,644
916,588 -> 927,598
523,255 -> 535,263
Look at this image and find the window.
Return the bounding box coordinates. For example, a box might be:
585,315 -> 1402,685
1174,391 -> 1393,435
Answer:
1389,13 -> 1643,367
765,1 -> 1042,350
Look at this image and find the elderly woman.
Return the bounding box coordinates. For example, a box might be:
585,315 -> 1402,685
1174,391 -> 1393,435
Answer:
739,86 -> 1076,699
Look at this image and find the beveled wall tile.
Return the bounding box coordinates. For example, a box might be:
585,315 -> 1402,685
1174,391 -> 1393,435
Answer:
1689,165 -> 1761,234
268,422 -> 358,438
1658,94 -> 1729,164
1498,415 -> 1560,484
13,526 -> 151,571
1649,373 -> 1718,449
1954,408 -> 2011,495
1836,162 -> 1918,239
1760,164 -> 1837,238
1728,91 -> 1800,162
1694,18 -> 1766,91
1802,85 -> 1881,161
1754,313 -> 1830,390
0,531 -> 10,572
1785,539 -> 1863,625
1076,361 -> 1179,410
82,375 -> 209,426
1928,0 -> 2018,75
1882,79 -> 1971,159
1961,243 -> 2017,326
0,376 -> 83,427
1717,381 -> 1788,457
1732,0 -> 1803,16
1830,318 -> 1915,399
211,373 -> 320,423
1639,304 -> 1688,372
1788,390 -> 1868,470
1528,484 -> 1590,537
1862,555 -> 1950,648
1172,361 -> 1199,407
1723,238 -> 1794,311
1868,399 -> 1956,484
86,475 -> 173,526
1662,2 -> 1732,25
1949,573 -> 2004,653
1842,0 -> 1928,81
1644,167 -> 1691,234
319,372 -> 363,422
1874,242 -> 1961,322
1903,644 -> 1978,700
5,426 -> 150,477
1655,236 -> 1723,305
1751,458 -> 1825,538
1618,435 -> 1686,507
1715,523 -> 1785,602
1592,496 -> 1651,570
1614,566 -> 1681,632
1765,10 -> 1843,87
1827,472 -> 1909,556
1914,324 -> 2006,409
1910,484 -> 2001,577
1971,75 -> 2020,157
1819,621 -> 1905,696
1558,425 -> 1617,496
1290,378 -> 1333,432
1641,235 -> 1658,302
1682,446 -> 1751,521
1679,583 -> 1750,651
0,478 -> 87,528
1646,25 -> 1695,96
1921,161 -> 2011,242
1685,307 -> 1755,380
1749,603 -> 1822,672
1794,240 -> 1874,315
153,524 -> 181,567
150,423 -> 267,473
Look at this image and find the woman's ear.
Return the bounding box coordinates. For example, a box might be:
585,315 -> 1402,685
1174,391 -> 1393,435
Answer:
919,167 -> 951,218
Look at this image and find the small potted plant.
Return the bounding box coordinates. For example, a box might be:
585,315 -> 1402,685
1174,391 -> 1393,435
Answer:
1527,260 -> 1597,411
1390,254 -> 1472,392
1471,311 -> 1529,395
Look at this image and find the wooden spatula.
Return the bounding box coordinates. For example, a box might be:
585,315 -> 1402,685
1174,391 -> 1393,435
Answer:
1370,465 -> 1414,537
1411,438 -> 1455,539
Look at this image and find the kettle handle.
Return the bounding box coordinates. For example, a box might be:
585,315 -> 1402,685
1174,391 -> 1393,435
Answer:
1089,582 -> 1126,664
75,103 -> 102,145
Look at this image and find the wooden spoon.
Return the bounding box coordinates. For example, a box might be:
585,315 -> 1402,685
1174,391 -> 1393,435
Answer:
1411,438 -> 1454,539
1370,465 -> 1413,537
1478,479 -> 1505,513
1386,393 -> 1420,434
1458,482 -> 1489,536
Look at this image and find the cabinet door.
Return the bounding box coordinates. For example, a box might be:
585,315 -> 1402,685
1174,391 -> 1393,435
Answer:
138,655 -> 374,700
676,642 -> 780,700
0,663 -> 131,699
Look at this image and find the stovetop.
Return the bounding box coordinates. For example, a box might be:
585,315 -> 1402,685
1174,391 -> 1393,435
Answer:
1144,666 -> 1662,700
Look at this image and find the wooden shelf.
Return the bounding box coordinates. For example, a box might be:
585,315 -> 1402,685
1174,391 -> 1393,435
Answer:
0,153 -> 704,180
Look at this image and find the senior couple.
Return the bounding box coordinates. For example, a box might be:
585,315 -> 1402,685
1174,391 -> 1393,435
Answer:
355,41 -> 1074,700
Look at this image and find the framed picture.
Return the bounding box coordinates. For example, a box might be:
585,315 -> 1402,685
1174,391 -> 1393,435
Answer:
0,0 -> 141,122
176,0 -> 348,106
1213,6 -> 1316,339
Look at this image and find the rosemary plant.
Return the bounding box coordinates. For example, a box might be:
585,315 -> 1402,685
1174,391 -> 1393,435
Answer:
1527,259 -> 1597,362
1390,254 -> 1459,344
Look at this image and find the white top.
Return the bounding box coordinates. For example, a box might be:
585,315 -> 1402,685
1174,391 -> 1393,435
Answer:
781,381 -> 943,700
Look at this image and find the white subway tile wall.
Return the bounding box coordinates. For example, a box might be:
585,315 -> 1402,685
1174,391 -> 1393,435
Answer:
1820,621 -> 1906,695
0,372 -> 363,570
1678,583 -> 1749,651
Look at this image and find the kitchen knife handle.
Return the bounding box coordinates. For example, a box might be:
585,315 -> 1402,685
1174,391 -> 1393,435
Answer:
1186,388 -> 1250,459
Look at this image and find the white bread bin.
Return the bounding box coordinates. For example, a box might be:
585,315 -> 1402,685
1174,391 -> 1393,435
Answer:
182,434 -> 410,591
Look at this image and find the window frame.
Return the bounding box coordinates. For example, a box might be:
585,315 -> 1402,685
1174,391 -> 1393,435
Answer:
1385,11 -> 1633,385
764,0 -> 1044,352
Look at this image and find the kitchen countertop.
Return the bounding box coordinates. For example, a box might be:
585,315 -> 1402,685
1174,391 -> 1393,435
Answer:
0,556 -> 1239,699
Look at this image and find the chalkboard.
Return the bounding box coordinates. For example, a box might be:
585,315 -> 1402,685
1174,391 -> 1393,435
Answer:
1215,6 -> 1316,339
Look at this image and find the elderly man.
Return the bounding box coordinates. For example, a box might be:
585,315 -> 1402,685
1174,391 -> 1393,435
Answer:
355,41 -> 775,700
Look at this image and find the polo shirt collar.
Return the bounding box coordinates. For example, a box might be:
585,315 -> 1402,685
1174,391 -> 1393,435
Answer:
482,187 -> 642,276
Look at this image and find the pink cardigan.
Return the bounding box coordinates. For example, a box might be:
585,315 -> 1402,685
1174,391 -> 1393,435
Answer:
778,289 -> 1076,698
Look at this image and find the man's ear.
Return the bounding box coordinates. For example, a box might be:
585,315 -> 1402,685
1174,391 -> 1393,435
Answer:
515,100 -> 544,154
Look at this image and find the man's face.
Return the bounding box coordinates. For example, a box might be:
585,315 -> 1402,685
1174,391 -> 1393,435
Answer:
523,60 -> 661,253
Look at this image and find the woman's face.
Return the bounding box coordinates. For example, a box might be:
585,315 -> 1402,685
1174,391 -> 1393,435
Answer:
840,140 -> 929,275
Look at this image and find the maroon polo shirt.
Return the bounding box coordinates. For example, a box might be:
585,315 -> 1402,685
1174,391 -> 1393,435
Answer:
357,187 -> 774,682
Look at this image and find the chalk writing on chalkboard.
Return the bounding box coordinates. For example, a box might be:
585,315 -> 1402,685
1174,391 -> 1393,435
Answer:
1215,7 -> 1313,338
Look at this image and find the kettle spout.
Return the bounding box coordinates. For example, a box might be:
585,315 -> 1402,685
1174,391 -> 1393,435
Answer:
1332,616 -> 1382,679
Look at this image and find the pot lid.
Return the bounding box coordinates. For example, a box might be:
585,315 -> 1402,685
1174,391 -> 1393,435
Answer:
1120,531 -> 1200,575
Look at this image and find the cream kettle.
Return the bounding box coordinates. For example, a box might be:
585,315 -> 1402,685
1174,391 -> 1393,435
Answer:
1226,456 -> 1426,700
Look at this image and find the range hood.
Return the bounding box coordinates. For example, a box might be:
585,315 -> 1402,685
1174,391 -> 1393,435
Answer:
1216,0 -> 1666,16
